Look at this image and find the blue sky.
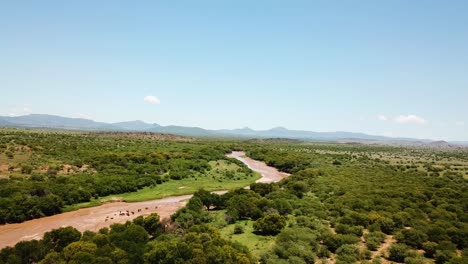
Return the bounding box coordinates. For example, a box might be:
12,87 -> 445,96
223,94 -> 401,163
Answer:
1,1 -> 467,141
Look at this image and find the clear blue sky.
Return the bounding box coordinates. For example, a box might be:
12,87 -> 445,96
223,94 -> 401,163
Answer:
1,1 -> 467,141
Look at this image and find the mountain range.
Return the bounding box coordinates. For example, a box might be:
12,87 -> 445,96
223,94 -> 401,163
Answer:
0,114 -> 465,145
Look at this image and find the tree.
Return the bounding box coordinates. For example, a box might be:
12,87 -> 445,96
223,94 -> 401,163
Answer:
43,227 -> 81,252
194,189 -> 215,210
109,223 -> 148,263
388,244 -> 410,263
144,213 -> 162,237
110,248 -> 129,264
39,252 -> 65,264
271,227 -> 319,262
273,199 -> 293,215
250,183 -> 274,197
397,229 -> 428,249
14,240 -> 47,264
62,241 -> 97,263
336,244 -> 360,263
422,241 -> 438,258
253,214 -> 286,235
287,181 -> 309,198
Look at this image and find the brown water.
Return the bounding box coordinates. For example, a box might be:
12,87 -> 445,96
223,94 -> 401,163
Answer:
0,151 -> 289,248
226,151 -> 290,183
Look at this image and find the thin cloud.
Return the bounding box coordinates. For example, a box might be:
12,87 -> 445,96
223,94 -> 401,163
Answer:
144,95 -> 160,105
7,105 -> 32,116
394,114 -> 426,124
456,121 -> 465,126
378,115 -> 388,121
75,113 -> 92,119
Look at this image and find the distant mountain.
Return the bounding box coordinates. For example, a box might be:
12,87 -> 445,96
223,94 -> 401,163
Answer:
428,140 -> 451,148
218,126 -> 390,141
0,114 -> 120,130
113,120 -> 160,131
450,141 -> 468,146
0,114 -> 463,145
0,117 -> 15,127
150,126 -> 216,137
429,140 -> 449,145
217,127 -> 256,136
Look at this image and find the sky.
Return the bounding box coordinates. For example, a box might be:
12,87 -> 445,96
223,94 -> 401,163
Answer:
1,1 -> 467,141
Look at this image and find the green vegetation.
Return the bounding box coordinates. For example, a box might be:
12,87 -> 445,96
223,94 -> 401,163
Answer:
0,213 -> 254,264
1,129 -> 468,263
0,129 -> 255,223
244,143 -> 468,263
64,166 -> 259,211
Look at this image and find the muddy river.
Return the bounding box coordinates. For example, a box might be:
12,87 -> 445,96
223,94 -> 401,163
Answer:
0,151 -> 289,248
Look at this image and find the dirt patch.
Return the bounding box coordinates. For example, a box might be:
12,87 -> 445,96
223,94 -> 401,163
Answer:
38,165 -> 49,172
0,164 -> 9,172
59,164 -> 74,174
14,145 -> 32,152
371,235 -> 396,262
53,164 -> 96,175
79,164 -> 96,173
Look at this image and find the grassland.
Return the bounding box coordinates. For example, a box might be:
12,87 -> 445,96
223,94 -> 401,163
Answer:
209,210 -> 277,258
64,160 -> 260,211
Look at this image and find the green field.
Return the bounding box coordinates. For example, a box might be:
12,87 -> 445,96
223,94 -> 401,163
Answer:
64,171 -> 260,211
209,210 -> 276,258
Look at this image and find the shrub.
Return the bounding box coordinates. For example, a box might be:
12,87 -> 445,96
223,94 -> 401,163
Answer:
233,225 -> 244,234
422,241 -> 438,258
253,214 -> 286,235
336,245 -> 360,263
388,244 -> 410,262
365,231 -> 386,251
398,228 -> 428,249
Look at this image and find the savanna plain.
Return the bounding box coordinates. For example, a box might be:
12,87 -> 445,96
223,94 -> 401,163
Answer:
0,129 -> 467,264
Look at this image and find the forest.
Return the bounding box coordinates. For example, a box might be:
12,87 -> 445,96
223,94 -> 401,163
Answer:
0,129 -> 467,263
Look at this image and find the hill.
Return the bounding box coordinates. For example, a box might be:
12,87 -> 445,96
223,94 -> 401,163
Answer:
1,114 -> 465,146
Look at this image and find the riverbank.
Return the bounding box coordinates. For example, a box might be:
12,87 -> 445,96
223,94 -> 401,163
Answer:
0,151 -> 289,248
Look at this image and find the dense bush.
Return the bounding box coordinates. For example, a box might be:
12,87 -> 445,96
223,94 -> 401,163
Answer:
0,130 -> 241,224
0,214 -> 255,264
1,132 -> 467,263
253,214 -> 287,235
